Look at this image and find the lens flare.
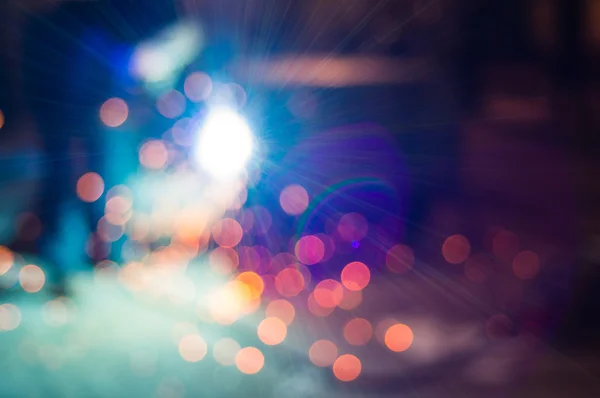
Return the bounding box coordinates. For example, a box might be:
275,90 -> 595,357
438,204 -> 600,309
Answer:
194,109 -> 253,180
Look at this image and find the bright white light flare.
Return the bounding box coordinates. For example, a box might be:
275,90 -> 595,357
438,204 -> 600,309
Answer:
194,109 -> 254,180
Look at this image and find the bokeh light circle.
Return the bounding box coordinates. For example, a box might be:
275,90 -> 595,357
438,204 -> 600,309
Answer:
19,264 -> 45,293
178,334 -> 207,362
512,250 -> 540,280
212,218 -> 243,248
184,72 -> 212,102
294,235 -> 324,265
384,323 -> 414,352
344,318 -> 373,346
213,338 -> 241,366
0,246 -> 14,276
307,292 -> 335,317
341,261 -> 370,291
209,247 -> 239,275
337,213 -> 368,242
314,279 -> 344,308
338,288 -> 363,310
157,89 -> 186,119
100,97 -> 128,127
279,184 -> 309,215
139,140 -> 169,170
0,303 -> 22,331
257,317 -> 287,346
442,235 -> 471,264
309,340 -> 338,367
333,354 -> 361,382
275,267 -> 305,297
77,172 -> 104,203
385,244 -> 414,273
265,299 -> 295,325
236,272 -> 264,299
235,347 -> 264,374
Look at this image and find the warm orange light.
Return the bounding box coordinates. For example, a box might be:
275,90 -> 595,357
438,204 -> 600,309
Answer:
0,109 -> 4,129
236,272 -> 264,299
212,218 -> 243,248
343,318 -> 373,346
341,261 -> 370,291
0,246 -> 14,276
442,235 -> 470,264
208,280 -> 251,325
279,184 -> 309,215
274,267 -> 305,297
257,317 -> 287,345
173,207 -> 209,242
19,264 -> 45,293
309,340 -> 338,367
235,347 -> 264,374
178,334 -> 207,362
333,354 -> 361,382
265,299 -> 295,325
385,244 -> 414,273
384,323 -> 413,352
100,97 -> 128,127
313,279 -> 343,308
77,172 -> 104,203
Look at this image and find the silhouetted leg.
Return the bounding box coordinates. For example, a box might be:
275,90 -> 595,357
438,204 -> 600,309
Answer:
36,108 -> 74,290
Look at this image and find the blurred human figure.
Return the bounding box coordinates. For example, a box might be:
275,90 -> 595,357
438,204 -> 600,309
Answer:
19,1 -> 179,288
20,2 -> 120,287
